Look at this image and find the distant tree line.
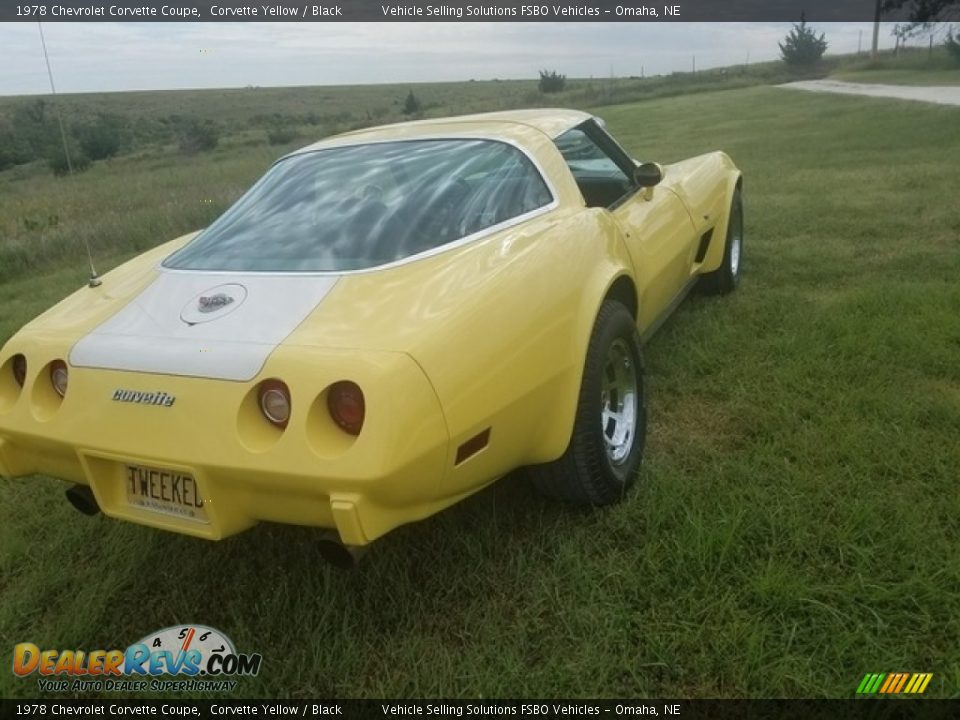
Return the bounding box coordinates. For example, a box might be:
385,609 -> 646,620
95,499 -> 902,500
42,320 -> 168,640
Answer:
0,95 -> 421,176
0,100 -> 128,174
0,99 -> 230,174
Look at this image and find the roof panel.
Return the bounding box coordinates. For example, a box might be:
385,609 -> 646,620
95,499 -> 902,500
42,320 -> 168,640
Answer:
290,108 -> 591,156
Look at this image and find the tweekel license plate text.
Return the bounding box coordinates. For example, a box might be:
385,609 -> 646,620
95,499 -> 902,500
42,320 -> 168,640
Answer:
125,464 -> 208,523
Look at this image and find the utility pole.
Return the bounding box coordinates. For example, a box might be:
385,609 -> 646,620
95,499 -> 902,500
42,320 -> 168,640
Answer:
858,29 -> 863,55
871,0 -> 882,57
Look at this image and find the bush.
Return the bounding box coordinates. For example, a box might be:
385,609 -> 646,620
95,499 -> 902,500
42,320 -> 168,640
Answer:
176,118 -> 219,154
0,120 -> 32,171
779,16 -> 828,67
74,114 -> 128,161
538,69 -> 567,93
45,142 -> 90,175
267,124 -> 299,145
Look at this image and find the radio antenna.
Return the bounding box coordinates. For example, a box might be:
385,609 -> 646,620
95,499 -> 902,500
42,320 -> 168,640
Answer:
37,22 -> 102,288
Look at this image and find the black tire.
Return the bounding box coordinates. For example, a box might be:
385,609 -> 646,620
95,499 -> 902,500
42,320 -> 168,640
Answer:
530,300 -> 646,505
700,187 -> 743,296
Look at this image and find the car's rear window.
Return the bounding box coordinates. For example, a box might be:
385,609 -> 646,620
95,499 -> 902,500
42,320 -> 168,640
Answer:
163,139 -> 553,273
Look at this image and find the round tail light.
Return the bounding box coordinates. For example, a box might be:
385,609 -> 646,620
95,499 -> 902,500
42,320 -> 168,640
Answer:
328,381 -> 365,436
50,360 -> 68,398
258,379 -> 291,429
12,354 -> 27,387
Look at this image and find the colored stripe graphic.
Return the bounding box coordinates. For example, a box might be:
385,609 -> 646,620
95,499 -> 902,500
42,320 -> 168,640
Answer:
879,674 -> 896,694
893,673 -> 909,693
857,672 -> 933,695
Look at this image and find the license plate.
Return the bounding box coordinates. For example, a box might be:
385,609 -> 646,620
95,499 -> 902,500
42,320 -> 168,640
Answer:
125,464 -> 208,523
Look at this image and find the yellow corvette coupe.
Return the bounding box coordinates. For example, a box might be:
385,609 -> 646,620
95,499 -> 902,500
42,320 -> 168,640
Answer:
0,109 -> 741,564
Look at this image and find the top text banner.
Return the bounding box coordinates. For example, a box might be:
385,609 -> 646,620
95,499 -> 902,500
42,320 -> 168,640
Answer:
0,0 -> 919,22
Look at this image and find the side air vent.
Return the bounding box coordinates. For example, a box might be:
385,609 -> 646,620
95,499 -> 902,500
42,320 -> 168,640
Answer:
695,228 -> 714,263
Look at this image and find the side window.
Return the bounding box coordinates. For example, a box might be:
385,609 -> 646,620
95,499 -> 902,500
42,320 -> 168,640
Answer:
555,126 -> 634,208
450,144 -> 553,236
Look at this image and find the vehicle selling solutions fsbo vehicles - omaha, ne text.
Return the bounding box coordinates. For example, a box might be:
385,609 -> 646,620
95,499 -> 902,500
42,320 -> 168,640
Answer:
0,109 -> 743,560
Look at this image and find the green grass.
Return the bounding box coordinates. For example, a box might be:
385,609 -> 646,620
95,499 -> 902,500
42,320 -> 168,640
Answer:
0,141 -> 278,284
1,84 -> 959,700
830,46 -> 960,85
0,61 -> 805,132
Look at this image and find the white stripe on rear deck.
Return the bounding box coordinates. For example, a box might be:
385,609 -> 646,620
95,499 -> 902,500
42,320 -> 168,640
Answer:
69,271 -> 339,381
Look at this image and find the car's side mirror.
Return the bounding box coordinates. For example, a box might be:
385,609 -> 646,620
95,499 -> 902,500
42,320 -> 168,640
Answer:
634,161 -> 663,201
634,161 -> 663,188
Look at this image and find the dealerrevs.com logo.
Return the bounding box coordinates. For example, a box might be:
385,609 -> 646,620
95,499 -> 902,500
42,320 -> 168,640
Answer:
13,625 -> 262,693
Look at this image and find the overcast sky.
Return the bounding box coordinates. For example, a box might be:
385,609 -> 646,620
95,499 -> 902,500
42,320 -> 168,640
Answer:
0,21 -> 916,96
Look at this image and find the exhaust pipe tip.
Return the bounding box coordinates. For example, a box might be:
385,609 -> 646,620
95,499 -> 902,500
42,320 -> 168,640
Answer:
317,534 -> 366,569
66,485 -> 100,516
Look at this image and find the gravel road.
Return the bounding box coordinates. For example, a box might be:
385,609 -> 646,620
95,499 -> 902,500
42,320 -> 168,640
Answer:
779,79 -> 960,107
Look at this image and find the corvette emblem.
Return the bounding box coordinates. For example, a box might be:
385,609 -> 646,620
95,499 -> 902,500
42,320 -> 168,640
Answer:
180,283 -> 247,326
112,389 -> 176,407
198,293 -> 234,313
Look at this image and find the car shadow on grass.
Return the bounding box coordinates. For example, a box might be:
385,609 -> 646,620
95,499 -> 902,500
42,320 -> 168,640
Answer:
104,468 -> 601,621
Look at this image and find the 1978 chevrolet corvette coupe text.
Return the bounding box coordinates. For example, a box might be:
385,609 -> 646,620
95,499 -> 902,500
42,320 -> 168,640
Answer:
0,109 -> 742,559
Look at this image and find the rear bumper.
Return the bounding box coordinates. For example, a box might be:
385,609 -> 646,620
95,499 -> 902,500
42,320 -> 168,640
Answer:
0,345 -> 450,545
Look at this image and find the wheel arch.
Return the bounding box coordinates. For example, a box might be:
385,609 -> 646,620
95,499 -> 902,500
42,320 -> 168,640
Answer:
527,267 -> 639,465
701,165 -> 744,273
604,274 -> 638,321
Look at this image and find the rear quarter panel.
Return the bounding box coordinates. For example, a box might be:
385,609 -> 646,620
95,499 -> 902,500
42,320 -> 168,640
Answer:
285,207 -> 636,500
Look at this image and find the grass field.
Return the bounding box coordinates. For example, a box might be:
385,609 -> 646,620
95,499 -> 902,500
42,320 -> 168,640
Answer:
0,58 -> 811,129
830,46 -> 960,85
1,81 -> 959,700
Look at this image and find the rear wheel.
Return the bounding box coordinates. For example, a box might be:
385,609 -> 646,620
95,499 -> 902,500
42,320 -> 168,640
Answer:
530,300 -> 646,505
700,187 -> 743,295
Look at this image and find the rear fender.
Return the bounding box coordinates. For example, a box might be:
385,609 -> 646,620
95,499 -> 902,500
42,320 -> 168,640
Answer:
529,211 -> 638,463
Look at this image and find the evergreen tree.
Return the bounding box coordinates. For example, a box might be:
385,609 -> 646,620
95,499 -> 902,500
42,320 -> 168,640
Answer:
402,90 -> 421,116
779,14 -> 828,66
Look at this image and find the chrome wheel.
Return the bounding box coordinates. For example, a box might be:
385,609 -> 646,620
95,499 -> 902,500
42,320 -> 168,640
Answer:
529,300 -> 645,505
600,338 -> 639,466
729,205 -> 742,278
